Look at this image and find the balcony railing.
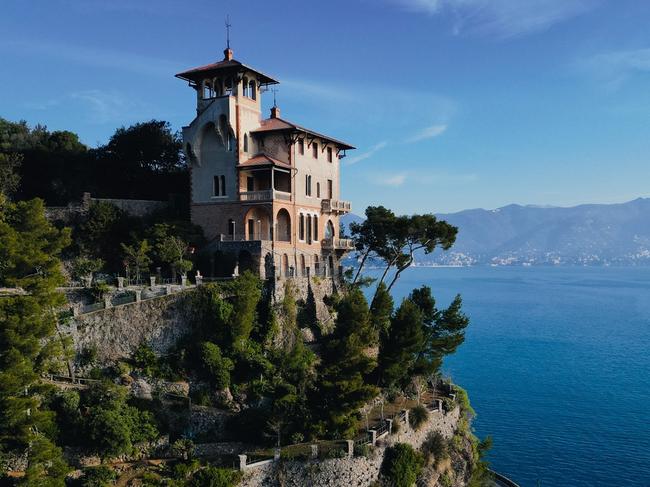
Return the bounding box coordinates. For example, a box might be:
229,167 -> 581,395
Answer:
216,232 -> 291,243
321,237 -> 355,250
321,199 -> 351,213
240,190 -> 292,202
218,233 -> 272,242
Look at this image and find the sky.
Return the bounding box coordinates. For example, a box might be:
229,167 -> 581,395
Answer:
2,0 -> 650,214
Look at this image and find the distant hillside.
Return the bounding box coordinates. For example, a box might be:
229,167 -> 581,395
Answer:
342,198 -> 650,266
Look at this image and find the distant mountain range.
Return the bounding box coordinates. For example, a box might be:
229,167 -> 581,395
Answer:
342,198 -> 650,266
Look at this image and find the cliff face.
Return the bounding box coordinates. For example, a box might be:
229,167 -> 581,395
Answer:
58,281 -> 480,487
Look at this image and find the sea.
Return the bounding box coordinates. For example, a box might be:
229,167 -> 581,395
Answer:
386,266 -> 650,487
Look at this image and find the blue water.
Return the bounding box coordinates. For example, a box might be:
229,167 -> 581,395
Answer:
388,266 -> 650,487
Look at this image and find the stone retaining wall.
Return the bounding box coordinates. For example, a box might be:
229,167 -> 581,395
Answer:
239,407 -> 461,487
62,290 -> 198,365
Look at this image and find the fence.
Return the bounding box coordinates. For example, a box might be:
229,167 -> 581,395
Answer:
112,293 -> 136,306
81,302 -> 105,314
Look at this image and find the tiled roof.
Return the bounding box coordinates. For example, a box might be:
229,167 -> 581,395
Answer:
237,153 -> 291,169
175,58 -> 279,85
251,117 -> 355,150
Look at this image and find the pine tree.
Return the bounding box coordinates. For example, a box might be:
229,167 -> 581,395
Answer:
0,197 -> 71,484
369,282 -> 394,344
409,286 -> 469,376
312,288 -> 378,438
378,298 -> 425,388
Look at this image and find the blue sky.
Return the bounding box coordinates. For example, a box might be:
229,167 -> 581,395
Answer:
2,0 -> 650,214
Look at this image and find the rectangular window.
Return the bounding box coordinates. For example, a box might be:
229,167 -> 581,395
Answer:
299,214 -> 305,240
221,175 -> 226,196
305,175 -> 312,196
213,176 -> 220,196
316,182 -> 320,198
313,216 -> 318,241
298,139 -> 304,155
312,142 -> 318,159
327,179 -> 333,199
247,176 -> 255,192
327,147 -> 333,162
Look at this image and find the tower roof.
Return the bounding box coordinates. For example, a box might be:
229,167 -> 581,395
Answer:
175,49 -> 279,86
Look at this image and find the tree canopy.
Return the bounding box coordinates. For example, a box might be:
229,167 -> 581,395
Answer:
0,117 -> 188,205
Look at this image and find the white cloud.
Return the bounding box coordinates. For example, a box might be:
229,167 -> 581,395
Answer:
579,48 -> 650,90
407,124 -> 447,143
375,173 -> 408,187
0,39 -> 180,77
344,141 -> 389,165
390,0 -> 598,38
27,89 -> 147,125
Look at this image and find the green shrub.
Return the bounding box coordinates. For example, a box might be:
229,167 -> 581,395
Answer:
354,443 -> 374,459
187,466 -> 242,487
200,342 -> 233,389
133,343 -> 159,377
381,443 -> 424,487
454,386 -> 475,418
421,431 -> 448,465
78,345 -> 98,368
391,418 -> 401,434
171,438 -> 195,460
439,473 -> 453,487
79,466 -> 117,487
409,405 -> 429,431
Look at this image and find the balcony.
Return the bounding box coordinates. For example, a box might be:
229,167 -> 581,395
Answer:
240,189 -> 292,202
321,237 -> 355,250
321,199 -> 351,214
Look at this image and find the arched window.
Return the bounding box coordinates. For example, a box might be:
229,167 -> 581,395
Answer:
307,214 -> 312,244
243,134 -> 249,152
276,209 -> 291,242
312,142 -> 318,159
325,220 -> 335,239
300,255 -> 306,277
213,78 -> 222,97
213,175 -> 220,196
313,216 -> 319,241
228,219 -> 235,237
282,254 -> 289,277
299,213 -> 305,240
249,80 -> 256,100
202,80 -> 211,99
242,77 -> 249,97
316,182 -> 320,198
313,254 -> 320,275
220,175 -> 226,196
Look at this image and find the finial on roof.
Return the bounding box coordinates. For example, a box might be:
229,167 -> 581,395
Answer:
223,15 -> 233,60
225,15 -> 231,49
270,88 -> 280,118
272,88 -> 278,108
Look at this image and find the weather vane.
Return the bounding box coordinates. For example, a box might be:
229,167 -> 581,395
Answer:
271,88 -> 279,107
225,15 -> 232,49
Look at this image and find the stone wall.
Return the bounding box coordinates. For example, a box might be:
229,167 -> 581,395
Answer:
273,276 -> 338,330
45,192 -> 169,224
62,290 -> 198,365
239,407 -> 461,487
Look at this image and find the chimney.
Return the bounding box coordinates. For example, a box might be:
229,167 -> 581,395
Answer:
270,106 -> 281,119
223,48 -> 233,61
